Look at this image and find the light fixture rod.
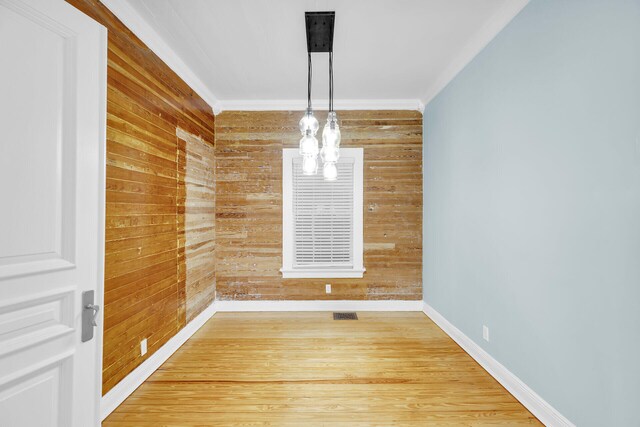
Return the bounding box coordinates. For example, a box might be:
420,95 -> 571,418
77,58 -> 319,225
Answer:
329,51 -> 334,112
307,53 -> 312,111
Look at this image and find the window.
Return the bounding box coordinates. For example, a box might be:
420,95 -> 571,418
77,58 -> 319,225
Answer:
281,148 -> 365,278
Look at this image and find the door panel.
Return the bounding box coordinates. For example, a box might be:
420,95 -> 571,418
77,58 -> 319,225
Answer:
0,352 -> 73,427
0,0 -> 79,279
0,0 -> 106,425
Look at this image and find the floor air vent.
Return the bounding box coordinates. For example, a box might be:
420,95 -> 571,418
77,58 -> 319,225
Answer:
333,312 -> 358,320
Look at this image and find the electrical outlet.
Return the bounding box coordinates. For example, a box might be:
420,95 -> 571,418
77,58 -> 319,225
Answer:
140,338 -> 147,356
482,325 -> 490,342
325,284 -> 332,294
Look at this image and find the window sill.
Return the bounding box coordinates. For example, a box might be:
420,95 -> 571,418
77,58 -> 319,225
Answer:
280,268 -> 366,279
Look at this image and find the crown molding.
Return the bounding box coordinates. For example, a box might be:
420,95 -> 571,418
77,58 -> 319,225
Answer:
101,0 -> 524,115
99,0 -> 220,113
421,0 -> 529,107
217,98 -> 424,113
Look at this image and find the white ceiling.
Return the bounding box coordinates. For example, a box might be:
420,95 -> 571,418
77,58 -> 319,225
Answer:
109,0 -> 528,112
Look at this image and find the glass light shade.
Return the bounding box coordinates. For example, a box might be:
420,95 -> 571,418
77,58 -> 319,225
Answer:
299,110 -> 319,135
302,155 -> 318,175
322,111 -> 341,148
322,126 -> 341,148
320,144 -> 339,163
299,133 -> 319,157
323,161 -> 338,181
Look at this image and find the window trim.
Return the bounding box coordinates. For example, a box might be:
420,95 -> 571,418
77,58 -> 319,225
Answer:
281,147 -> 365,279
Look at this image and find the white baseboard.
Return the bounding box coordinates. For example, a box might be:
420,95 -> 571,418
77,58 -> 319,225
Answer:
422,303 -> 575,427
100,303 -> 216,420
214,300 -> 423,312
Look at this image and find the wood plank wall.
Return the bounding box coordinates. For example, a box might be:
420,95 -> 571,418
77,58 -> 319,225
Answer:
178,128 -> 217,323
215,111 -> 422,300
67,0 -> 215,394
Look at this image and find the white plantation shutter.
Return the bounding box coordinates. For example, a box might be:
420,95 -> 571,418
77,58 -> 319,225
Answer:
281,148 -> 365,278
292,158 -> 354,268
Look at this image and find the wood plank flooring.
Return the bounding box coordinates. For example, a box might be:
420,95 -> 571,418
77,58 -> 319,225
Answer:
103,312 -> 542,426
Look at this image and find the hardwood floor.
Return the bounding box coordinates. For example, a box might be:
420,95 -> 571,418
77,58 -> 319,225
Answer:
103,312 -> 542,426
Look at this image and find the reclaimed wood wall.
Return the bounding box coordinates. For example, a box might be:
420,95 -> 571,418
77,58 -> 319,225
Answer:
178,128 -> 217,323
215,111 -> 422,300
67,0 -> 215,394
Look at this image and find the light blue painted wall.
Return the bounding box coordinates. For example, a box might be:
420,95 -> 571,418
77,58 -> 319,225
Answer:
423,1 -> 640,425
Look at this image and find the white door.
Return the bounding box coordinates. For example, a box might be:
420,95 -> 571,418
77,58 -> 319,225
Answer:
0,0 -> 106,425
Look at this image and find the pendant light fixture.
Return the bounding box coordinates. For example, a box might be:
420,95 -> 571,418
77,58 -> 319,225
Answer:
301,11 -> 340,180
321,51 -> 340,181
299,52 -> 319,175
